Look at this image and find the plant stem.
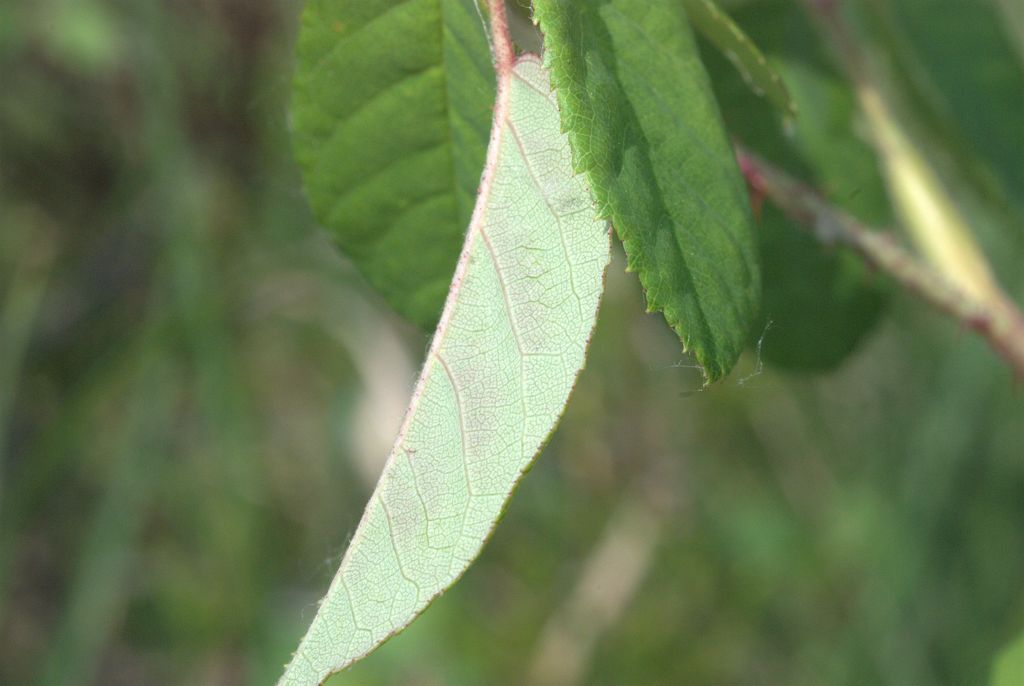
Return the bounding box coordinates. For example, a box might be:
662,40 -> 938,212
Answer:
488,0 -> 515,72
526,482 -> 665,686
736,146 -> 1024,379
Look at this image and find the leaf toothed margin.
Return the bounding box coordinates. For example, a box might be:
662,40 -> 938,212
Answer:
533,0 -> 761,381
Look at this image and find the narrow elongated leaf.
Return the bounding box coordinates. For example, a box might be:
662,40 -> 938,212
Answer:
533,0 -> 761,381
279,55 -> 610,685
681,0 -> 796,118
290,0 -> 493,328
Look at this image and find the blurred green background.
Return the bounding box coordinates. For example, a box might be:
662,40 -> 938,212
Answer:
2,0 -> 1023,684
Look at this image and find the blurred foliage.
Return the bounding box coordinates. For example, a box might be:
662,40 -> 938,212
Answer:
697,0 -> 891,371
0,0 -> 1022,685
849,0 -> 1024,281
992,631 -> 1024,686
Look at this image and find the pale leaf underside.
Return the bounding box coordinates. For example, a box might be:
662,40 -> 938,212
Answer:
279,55 -> 610,685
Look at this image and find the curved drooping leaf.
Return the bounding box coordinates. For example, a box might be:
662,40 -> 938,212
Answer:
532,0 -> 760,382
681,0 -> 796,118
279,55 -> 610,685
698,0 -> 890,370
290,0 -> 493,329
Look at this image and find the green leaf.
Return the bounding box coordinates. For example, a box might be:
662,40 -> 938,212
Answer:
756,204 -> 886,370
532,0 -> 760,381
681,0 -> 796,119
290,0 -> 494,329
992,631 -> 1024,686
279,55 -> 610,684
699,0 -> 890,370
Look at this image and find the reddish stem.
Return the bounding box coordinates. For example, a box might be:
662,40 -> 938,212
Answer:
736,145 -> 1024,379
488,0 -> 515,75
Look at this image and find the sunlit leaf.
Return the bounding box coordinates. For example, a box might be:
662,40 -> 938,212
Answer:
992,631 -> 1024,686
860,0 -> 1024,216
278,55 -> 610,684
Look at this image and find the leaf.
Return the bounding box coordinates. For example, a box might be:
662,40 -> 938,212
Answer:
755,64 -> 890,370
290,0 -> 494,329
681,0 -> 796,119
992,631 -> 1024,686
698,0 -> 890,370
756,203 -> 887,370
532,0 -> 760,381
278,55 -> 610,685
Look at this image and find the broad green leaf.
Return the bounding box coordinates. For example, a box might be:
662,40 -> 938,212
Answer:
532,0 -> 760,381
279,55 -> 610,684
756,62 -> 889,370
699,0 -> 890,370
756,203 -> 887,370
992,631 -> 1024,686
681,0 -> 796,119
290,0 -> 493,329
